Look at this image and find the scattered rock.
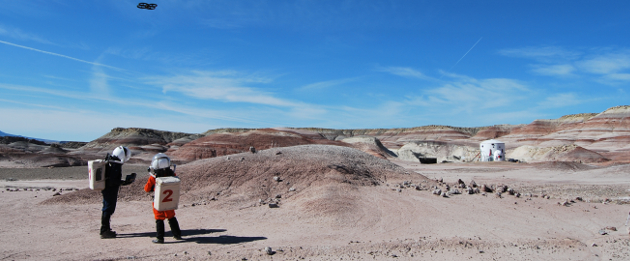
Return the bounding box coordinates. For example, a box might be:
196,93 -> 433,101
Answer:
606,226 -> 617,231
273,176 -> 281,182
469,180 -> 477,188
481,184 -> 492,193
449,188 -> 461,195
598,230 -> 608,235
249,146 -> 256,153
268,203 -> 279,208
53,192 -> 61,196
265,246 -> 275,255
289,187 -> 296,192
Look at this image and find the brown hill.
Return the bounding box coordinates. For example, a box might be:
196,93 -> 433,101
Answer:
168,128 -> 347,162
83,127 -> 195,149
471,124 -> 522,140
499,113 -> 598,146
41,145 -> 422,212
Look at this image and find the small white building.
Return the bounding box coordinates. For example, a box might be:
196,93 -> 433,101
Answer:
480,139 -> 505,162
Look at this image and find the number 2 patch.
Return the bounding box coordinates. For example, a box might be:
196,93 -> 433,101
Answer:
162,189 -> 173,202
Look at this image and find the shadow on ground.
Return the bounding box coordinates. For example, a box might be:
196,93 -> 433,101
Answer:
118,229 -> 266,245
187,235 -> 267,244
118,228 -> 226,239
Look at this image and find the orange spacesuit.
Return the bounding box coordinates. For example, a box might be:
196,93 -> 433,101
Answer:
144,153 -> 182,244
144,174 -> 176,220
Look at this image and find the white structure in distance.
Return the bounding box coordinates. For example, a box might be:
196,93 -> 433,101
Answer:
480,139 -> 505,162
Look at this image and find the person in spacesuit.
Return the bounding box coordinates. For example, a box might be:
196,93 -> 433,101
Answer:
100,146 -> 135,239
144,153 -> 182,244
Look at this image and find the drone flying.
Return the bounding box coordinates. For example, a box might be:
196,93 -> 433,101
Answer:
137,3 -> 157,10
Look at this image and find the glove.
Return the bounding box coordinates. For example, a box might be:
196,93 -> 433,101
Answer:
121,173 -> 137,186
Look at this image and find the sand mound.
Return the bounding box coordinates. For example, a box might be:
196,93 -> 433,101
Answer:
509,144 -> 608,163
41,145 -> 417,209
179,145 -> 413,208
530,161 -> 597,171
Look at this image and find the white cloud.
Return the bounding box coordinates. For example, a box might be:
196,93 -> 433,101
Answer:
0,24 -> 53,44
299,77 -> 358,91
379,66 -> 433,80
577,53 -> 630,74
498,46 -> 581,62
501,46 -> 630,83
531,64 -> 576,76
537,93 -> 582,108
147,70 -> 301,107
408,77 -> 530,114
89,66 -> 110,95
606,73 -> 630,81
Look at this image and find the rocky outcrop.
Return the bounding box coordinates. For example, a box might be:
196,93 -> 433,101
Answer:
341,136 -> 397,159
394,141 -> 478,163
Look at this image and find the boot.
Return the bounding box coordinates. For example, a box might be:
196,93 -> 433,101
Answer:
100,212 -> 116,239
152,219 -> 164,244
168,217 -> 182,240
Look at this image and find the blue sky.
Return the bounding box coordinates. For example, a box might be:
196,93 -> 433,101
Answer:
1,0 -> 629,141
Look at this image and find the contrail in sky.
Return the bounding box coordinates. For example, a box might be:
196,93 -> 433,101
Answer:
0,39 -> 121,70
448,37 -> 483,72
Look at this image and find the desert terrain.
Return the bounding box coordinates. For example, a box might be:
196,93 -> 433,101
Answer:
1,105 -> 630,260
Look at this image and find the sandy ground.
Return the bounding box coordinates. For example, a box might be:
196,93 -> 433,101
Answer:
2,162 -> 630,260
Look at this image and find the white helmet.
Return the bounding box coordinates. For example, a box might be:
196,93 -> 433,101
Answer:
150,153 -> 171,171
111,146 -> 131,163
